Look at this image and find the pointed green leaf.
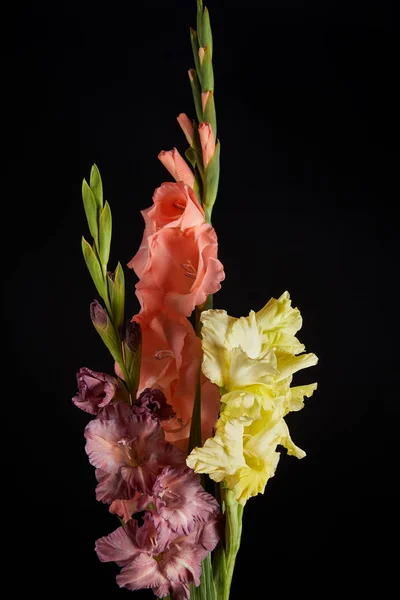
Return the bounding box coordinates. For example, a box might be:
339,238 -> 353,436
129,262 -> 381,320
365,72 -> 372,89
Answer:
203,89 -> 217,139
92,318 -> 124,365
81,237 -> 105,297
82,179 -> 99,244
200,45 -> 214,93
99,201 -> 112,266
189,69 -> 203,123
185,147 -> 198,169
190,28 -> 202,83
90,163 -> 103,209
203,140 -> 220,222
202,7 -> 213,58
196,0 -> 204,46
111,262 -> 125,332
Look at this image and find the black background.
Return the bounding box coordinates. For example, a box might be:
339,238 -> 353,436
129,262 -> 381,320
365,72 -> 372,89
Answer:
5,0 -> 395,596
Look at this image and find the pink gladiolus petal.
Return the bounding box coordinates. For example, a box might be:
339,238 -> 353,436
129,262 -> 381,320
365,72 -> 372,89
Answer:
95,468 -> 132,503
95,520 -> 140,566
117,554 -> 167,591
72,368 -> 121,414
158,149 -> 194,188
177,113 -> 194,146
109,494 -> 145,522
198,122 -> 215,168
85,418 -> 127,473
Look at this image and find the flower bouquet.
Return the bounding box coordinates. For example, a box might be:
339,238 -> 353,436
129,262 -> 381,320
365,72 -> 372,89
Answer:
73,2 -> 318,598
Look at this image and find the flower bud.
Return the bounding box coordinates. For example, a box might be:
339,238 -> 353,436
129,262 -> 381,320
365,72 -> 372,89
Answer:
125,320 -> 142,353
177,113 -> 194,146
90,300 -> 108,329
198,122 -> 215,168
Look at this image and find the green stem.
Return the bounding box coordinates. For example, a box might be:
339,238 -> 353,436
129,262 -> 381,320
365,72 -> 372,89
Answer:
213,487 -> 244,600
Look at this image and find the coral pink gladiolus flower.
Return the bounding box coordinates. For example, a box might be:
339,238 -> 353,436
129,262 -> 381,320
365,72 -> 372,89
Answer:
198,122 -> 215,168
127,181 -> 204,280
136,222 -> 224,316
158,148 -> 194,188
129,181 -> 224,317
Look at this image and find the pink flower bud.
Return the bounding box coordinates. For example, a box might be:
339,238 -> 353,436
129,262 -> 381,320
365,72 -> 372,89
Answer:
201,90 -> 211,113
177,113 -> 194,146
198,122 -> 215,168
198,47 -> 205,65
158,148 -> 195,188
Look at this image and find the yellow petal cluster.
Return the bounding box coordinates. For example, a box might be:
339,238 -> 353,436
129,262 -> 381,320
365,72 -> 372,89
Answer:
187,291 -> 318,504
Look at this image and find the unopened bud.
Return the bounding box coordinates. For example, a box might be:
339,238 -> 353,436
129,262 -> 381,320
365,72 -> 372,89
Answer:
125,320 -> 142,353
90,300 -> 108,329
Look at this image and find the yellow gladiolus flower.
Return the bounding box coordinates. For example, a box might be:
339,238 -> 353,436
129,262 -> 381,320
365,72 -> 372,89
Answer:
187,291 -> 318,504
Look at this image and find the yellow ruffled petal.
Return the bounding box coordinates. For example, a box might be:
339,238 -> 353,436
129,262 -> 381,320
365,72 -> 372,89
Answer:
255,291 -> 302,336
227,346 -> 277,390
186,419 -> 245,482
221,386 -> 275,423
286,382 -> 318,412
261,331 -> 305,356
200,309 -> 236,387
228,310 -> 263,359
275,351 -> 318,381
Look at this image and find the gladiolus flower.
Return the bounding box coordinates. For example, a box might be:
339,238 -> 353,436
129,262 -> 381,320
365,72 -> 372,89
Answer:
187,292 -> 318,503
72,367 -> 127,415
85,408 -> 185,501
151,466 -> 220,535
95,512 -> 220,599
158,148 -> 194,188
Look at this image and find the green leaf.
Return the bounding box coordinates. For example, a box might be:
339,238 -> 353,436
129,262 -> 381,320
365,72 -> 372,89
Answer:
93,318 -> 124,366
203,88 -> 216,138
82,179 -> 99,244
185,147 -> 199,170
200,45 -> 214,93
81,236 -> 105,298
99,201 -> 112,266
202,7 -> 213,58
111,262 -> 125,333
196,0 -> 204,46
190,28 -> 201,82
90,163 -> 103,209
203,140 -> 220,222
189,70 -> 203,123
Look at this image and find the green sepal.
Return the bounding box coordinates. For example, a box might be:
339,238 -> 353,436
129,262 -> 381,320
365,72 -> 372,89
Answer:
89,163 -> 103,209
190,28 -> 201,82
200,45 -> 214,92
82,179 -> 99,244
81,236 -> 105,298
202,7 -> 213,58
186,147 -> 205,180
111,262 -> 125,333
92,317 -> 123,366
203,140 -> 220,222
124,342 -> 141,400
99,201 -> 112,266
196,0 -> 204,46
203,89 -> 217,138
189,70 -> 204,123
190,552 -> 217,600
